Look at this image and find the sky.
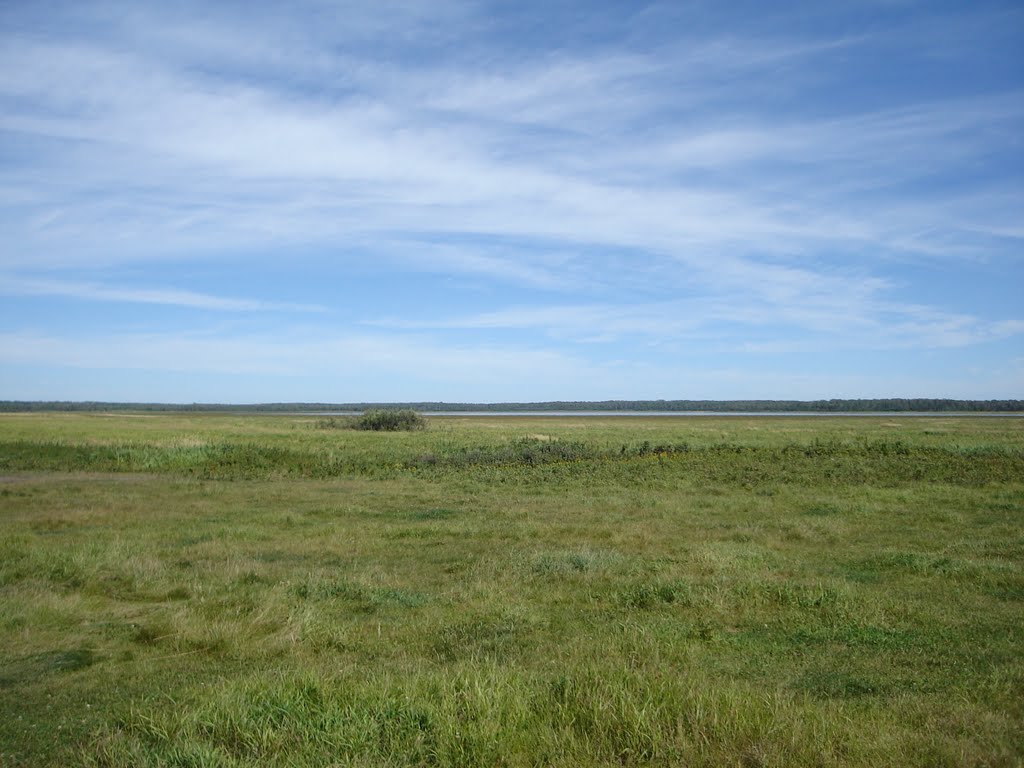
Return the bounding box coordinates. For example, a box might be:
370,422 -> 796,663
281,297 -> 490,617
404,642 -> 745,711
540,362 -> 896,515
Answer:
1,0 -> 1022,403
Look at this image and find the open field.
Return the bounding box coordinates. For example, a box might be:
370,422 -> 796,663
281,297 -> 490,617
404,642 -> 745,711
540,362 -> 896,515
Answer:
1,412 -> 1022,766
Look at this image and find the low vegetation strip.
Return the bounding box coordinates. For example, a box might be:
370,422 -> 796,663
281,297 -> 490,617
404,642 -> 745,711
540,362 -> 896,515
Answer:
1,436 -> 1021,485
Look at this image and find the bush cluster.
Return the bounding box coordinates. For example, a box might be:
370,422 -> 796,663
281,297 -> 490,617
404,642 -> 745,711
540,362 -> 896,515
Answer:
313,409 -> 427,432
352,409 -> 428,432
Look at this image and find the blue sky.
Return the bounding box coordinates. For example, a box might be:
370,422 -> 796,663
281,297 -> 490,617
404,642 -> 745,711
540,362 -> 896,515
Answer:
1,0 -> 1022,403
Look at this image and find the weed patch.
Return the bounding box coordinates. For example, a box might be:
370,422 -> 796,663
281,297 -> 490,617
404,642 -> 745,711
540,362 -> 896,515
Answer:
796,670 -> 890,699
529,548 -> 625,577
433,614 -> 526,662
294,579 -> 428,610
617,581 -> 695,609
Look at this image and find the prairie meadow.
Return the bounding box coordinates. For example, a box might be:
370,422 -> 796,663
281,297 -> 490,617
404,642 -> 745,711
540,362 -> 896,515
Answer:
1,412 -> 1022,766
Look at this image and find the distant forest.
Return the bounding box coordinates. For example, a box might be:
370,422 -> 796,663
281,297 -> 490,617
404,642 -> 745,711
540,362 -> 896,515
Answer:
2,399 -> 1022,413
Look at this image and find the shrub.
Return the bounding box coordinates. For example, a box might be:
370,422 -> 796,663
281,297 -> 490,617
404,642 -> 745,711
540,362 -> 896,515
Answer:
352,409 -> 427,432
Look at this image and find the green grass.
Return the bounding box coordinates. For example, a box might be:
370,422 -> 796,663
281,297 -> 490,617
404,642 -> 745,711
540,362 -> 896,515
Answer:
0,413 -> 1022,766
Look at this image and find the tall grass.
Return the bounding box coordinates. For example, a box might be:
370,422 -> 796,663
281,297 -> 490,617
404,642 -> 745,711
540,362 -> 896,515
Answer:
85,667 -> 890,767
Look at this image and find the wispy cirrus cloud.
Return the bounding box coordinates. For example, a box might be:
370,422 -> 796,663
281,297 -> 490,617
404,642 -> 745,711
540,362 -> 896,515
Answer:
0,329 -> 592,394
2,15 -> 1019,273
0,276 -> 326,313
368,296 -> 1024,352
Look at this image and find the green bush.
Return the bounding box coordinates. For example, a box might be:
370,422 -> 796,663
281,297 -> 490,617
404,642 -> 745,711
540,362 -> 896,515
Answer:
352,409 -> 427,432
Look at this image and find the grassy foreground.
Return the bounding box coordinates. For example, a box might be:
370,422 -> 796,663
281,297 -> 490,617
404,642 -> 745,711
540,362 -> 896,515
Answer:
1,412 -> 1022,766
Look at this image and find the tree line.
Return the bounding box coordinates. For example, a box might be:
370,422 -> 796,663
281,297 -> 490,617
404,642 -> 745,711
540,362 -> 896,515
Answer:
2,399 -> 1021,413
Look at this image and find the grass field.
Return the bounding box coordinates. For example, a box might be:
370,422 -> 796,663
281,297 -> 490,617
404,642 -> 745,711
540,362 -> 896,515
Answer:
1,412 -> 1022,766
